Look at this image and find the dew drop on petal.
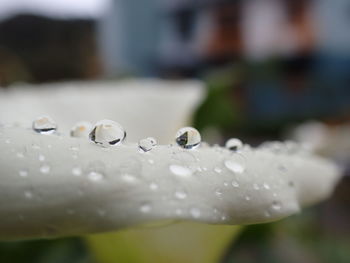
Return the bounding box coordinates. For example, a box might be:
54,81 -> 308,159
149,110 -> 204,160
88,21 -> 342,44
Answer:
253,183 -> 260,190
263,183 -> 271,190
70,121 -> 92,138
40,164 -> 50,174
169,164 -> 192,177
88,171 -> 104,182
89,119 -> 126,147
174,190 -> 187,200
175,127 -> 201,149
215,188 -> 223,198
38,154 -> 45,162
214,167 -> 222,174
140,203 -> 152,213
32,116 -> 57,134
138,137 -> 157,152
225,138 -> 243,151
231,180 -> 239,187
225,160 -> 245,174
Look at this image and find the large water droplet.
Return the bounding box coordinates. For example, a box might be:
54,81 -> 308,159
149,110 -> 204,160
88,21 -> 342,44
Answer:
138,137 -> 157,152
32,116 -> 57,134
224,160 -> 245,174
169,164 -> 192,177
190,207 -> 201,218
175,127 -> 201,149
89,119 -> 126,147
70,121 -> 92,138
225,138 -> 243,151
174,190 -> 187,200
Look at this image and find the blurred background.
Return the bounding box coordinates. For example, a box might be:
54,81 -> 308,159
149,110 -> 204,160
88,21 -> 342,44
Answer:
0,0 -> 349,262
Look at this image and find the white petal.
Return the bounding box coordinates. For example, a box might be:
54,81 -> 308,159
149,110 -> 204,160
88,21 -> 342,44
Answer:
0,126 -> 341,240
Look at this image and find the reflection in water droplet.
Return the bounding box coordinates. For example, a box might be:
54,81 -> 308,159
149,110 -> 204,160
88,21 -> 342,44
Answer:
88,171 -> 104,182
140,203 -> 151,213
149,182 -> 159,191
225,138 -> 243,151
32,116 -> 57,134
19,170 -> 28,177
70,121 -> 92,138
232,180 -> 239,187
225,160 -> 245,174
40,165 -> 50,174
174,190 -> 187,199
72,167 -> 82,176
169,165 -> 192,177
175,127 -> 201,149
138,137 -> 157,152
190,207 -> 201,218
89,119 -> 126,147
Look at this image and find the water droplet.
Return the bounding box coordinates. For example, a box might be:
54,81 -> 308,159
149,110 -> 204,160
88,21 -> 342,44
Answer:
271,201 -> 281,210
149,182 -> 159,191
89,119 -> 126,147
5,139 -> 11,144
223,182 -> 229,187
214,167 -> 222,173
253,183 -> 260,190
140,203 -> 151,213
19,170 -> 28,177
277,164 -> 288,172
169,164 -> 192,177
215,188 -> 223,198
32,116 -> 57,134
72,167 -> 82,176
224,160 -> 245,174
245,195 -> 251,201
70,121 -> 92,138
122,174 -> 136,183
175,127 -> 201,149
38,154 -> 45,162
148,159 -> 154,164
174,190 -> 187,199
88,171 -> 104,182
263,183 -> 270,190
175,208 -> 183,215
40,164 -> 50,174
138,137 -> 157,152
24,191 -> 33,199
190,207 -> 201,218
225,138 -> 243,151
232,180 -> 239,187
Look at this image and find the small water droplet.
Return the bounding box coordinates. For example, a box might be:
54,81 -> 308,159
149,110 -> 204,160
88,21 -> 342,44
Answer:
88,171 -> 104,182
223,182 -> 229,187
24,191 -> 33,199
140,203 -> 151,213
214,167 -> 222,173
232,180 -> 239,187
225,160 -> 245,174
72,167 -> 82,176
263,183 -> 270,190
175,208 -> 183,215
215,188 -> 223,198
32,116 -> 57,134
122,174 -> 136,183
174,190 -> 187,199
148,159 -> 154,164
169,164 -> 192,177
70,121 -> 92,138
38,154 -> 45,162
149,182 -> 159,191
16,152 -> 24,158
175,127 -> 201,149
5,138 -> 11,144
277,164 -> 288,172
138,137 -> 157,152
245,195 -> 251,201
19,170 -> 28,177
190,207 -> 201,218
89,119 -> 126,147
225,138 -> 243,151
40,164 -> 50,174
271,201 -> 281,210
97,209 -> 106,217
253,183 -> 260,190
